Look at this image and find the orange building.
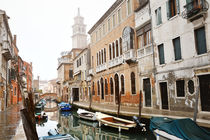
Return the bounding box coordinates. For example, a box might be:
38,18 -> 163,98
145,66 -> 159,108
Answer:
23,61 -> 33,93
88,0 -> 141,106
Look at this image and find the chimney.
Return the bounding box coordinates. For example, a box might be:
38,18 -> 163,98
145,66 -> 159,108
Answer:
14,35 -> 17,46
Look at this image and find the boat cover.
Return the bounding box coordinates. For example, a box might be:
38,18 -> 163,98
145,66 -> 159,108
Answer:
150,117 -> 210,140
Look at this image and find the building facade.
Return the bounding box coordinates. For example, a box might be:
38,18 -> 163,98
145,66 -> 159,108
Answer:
150,0 -> 210,115
72,47 -> 91,102
88,0 -> 141,106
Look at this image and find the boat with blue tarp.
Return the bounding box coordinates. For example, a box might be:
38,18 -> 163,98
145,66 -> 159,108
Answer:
58,102 -> 72,111
150,117 -> 210,140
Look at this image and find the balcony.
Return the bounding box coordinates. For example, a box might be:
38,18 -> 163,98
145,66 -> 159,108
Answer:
108,55 -> 124,68
123,49 -> 136,64
2,40 -> 14,60
89,68 -> 94,76
86,76 -> 92,82
182,0 -> 209,21
96,63 -> 107,73
58,57 -> 72,66
137,44 -> 153,59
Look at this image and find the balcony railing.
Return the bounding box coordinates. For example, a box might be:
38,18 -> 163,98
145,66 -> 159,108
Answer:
108,55 -> 123,68
96,63 -> 107,73
182,0 -> 209,20
58,58 -> 72,66
123,49 -> 136,64
137,44 -> 153,59
2,40 -> 14,60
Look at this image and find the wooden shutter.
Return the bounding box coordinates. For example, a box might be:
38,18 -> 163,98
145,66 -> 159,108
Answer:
173,37 -> 182,60
195,27 -> 207,55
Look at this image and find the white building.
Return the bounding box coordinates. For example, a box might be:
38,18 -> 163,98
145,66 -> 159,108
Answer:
150,0 -> 210,116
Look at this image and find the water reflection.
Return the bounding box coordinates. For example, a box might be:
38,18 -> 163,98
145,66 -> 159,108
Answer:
36,101 -> 155,140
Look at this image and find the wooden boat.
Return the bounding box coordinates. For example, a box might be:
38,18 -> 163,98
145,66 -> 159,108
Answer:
95,112 -> 136,132
77,109 -> 96,121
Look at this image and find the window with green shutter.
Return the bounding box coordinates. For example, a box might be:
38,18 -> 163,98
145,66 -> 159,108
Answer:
173,37 -> 182,60
195,27 -> 207,55
158,44 -> 165,65
155,7 -> 162,25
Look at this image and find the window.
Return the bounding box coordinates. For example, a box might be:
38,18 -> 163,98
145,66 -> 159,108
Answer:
137,35 -> 144,49
155,7 -> 162,25
195,27 -> 207,55
105,79 -> 108,95
92,82 -> 95,95
116,40 -> 119,57
131,72 -> 136,94
101,78 -> 104,99
188,80 -> 194,94
14,87 -> 16,95
112,43 -> 115,58
158,44 -> 165,64
109,44 -> 112,60
121,75 -> 125,95
118,9 -> 121,23
69,70 -> 73,79
110,78 -> 114,95
103,24 -> 105,35
166,0 -> 180,19
99,28 -> 102,39
97,53 -> 98,66
173,37 -> 182,60
127,0 -> 132,15
176,80 -> 185,97
97,81 -> 100,95
108,19 -> 111,31
113,14 -> 116,27
120,38 -> 122,55
104,48 -> 106,62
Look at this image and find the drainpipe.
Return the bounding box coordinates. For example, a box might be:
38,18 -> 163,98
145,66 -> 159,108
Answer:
5,61 -> 8,108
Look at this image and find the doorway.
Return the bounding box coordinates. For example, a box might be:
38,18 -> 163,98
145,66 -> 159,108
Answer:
199,74 -> 210,111
72,88 -> 79,101
159,82 -> 169,110
143,78 -> 151,107
114,74 -> 119,104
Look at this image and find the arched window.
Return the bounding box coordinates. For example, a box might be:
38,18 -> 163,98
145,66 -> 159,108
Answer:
109,44 -> 112,60
105,79 -> 108,95
99,52 -> 101,65
120,38 -> 122,55
101,78 -> 104,99
101,50 -> 104,64
92,82 -> 95,95
104,48 -> 106,62
97,81 -> 100,95
112,42 -> 115,59
110,78 -> 114,95
116,40 -> 119,57
131,72 -> 136,94
121,75 -> 125,95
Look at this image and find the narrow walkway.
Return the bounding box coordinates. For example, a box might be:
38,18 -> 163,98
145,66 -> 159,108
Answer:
73,101 -> 210,128
0,104 -> 26,140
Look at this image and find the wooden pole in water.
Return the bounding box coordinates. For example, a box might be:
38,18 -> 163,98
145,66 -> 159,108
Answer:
20,109 -> 39,140
139,90 -> 142,119
193,79 -> 199,122
117,91 -> 122,117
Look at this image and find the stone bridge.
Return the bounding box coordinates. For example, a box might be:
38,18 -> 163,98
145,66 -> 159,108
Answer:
39,93 -> 59,100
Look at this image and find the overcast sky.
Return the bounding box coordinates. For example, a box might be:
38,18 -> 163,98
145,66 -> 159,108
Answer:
1,0 -> 115,81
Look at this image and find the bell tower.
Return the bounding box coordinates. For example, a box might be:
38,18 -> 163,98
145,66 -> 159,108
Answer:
72,8 -> 87,48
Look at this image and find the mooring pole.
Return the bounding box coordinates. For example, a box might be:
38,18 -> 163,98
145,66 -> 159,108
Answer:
193,79 -> 199,122
117,91 -> 122,117
139,90 -> 142,119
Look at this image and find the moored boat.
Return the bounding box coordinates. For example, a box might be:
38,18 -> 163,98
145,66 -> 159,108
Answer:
95,112 -> 137,132
58,102 -> 72,111
150,117 -> 210,140
77,108 -> 96,121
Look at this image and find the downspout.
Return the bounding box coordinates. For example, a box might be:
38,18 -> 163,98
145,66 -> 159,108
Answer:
148,0 -> 157,107
5,61 -> 8,108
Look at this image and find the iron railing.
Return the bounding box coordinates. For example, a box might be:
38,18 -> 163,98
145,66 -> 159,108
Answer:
182,0 -> 209,19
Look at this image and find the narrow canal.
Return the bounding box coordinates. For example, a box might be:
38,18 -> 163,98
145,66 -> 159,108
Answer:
36,101 -> 156,140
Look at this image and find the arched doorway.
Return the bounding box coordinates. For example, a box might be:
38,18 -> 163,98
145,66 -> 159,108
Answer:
114,74 -> 119,104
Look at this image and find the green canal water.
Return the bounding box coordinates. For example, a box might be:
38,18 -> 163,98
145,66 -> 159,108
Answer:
36,101 -> 156,140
